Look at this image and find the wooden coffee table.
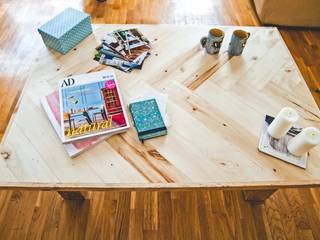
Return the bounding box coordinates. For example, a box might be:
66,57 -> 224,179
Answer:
1,25 -> 319,202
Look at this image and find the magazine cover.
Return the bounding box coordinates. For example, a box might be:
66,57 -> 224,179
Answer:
59,70 -> 130,143
40,91 -> 110,157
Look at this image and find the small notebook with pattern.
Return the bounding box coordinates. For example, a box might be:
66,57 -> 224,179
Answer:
129,99 -> 167,141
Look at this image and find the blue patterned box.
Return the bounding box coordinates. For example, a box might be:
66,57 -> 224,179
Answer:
38,8 -> 92,54
129,99 -> 167,141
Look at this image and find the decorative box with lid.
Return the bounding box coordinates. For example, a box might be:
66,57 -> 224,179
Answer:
38,7 -> 92,54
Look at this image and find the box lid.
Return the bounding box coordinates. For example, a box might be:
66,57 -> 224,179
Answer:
38,7 -> 89,38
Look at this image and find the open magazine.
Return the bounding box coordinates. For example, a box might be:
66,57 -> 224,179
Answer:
94,28 -> 151,72
59,70 -> 130,143
102,28 -> 151,62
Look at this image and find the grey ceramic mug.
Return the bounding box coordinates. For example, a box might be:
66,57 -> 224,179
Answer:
228,30 -> 250,56
200,28 -> 225,55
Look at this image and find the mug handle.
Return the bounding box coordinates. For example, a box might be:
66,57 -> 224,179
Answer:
242,32 -> 251,47
200,36 -> 207,48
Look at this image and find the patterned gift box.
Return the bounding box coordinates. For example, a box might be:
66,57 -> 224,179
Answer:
38,7 -> 92,54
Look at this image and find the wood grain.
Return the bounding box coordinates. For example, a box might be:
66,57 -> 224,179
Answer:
0,0 -> 320,239
1,0 -> 319,140
0,189 -> 319,239
1,24 -> 319,190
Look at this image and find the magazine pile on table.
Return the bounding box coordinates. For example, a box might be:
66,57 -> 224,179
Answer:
94,28 -> 151,72
40,70 -> 130,157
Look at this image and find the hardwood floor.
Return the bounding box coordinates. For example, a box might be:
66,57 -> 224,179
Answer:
0,189 -> 320,239
0,0 -> 320,239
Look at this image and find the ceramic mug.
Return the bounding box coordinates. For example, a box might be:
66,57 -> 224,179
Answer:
228,30 -> 250,56
200,28 -> 225,55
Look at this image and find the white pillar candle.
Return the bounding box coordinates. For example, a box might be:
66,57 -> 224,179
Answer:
267,107 -> 299,139
287,127 -> 320,157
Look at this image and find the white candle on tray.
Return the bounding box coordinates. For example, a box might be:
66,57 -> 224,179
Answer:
287,127 -> 320,157
267,107 -> 299,139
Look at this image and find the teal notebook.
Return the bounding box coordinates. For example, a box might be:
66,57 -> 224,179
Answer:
129,99 -> 167,141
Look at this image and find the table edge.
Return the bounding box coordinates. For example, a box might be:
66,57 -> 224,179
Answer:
0,181 -> 319,192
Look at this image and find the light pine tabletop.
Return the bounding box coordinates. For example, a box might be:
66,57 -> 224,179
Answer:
0,25 -> 319,201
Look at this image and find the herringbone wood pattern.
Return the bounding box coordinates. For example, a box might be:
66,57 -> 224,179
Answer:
0,0 -> 320,239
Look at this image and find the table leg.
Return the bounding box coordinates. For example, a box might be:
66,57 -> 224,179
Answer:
242,189 -> 277,204
57,191 -> 88,200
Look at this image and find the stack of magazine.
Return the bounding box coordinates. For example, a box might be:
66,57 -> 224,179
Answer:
94,28 -> 151,72
41,70 -> 130,157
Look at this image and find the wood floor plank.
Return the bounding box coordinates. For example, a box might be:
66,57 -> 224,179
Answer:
236,190 -> 260,240
41,193 -> 64,240
196,190 -> 215,240
257,193 -> 288,240
128,191 -> 144,240
157,191 -> 172,240
25,192 -> 56,239
0,191 -> 38,240
250,204 -> 273,240
113,191 -> 131,239
223,190 -> 245,240
209,190 -> 235,239
84,192 -> 105,239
